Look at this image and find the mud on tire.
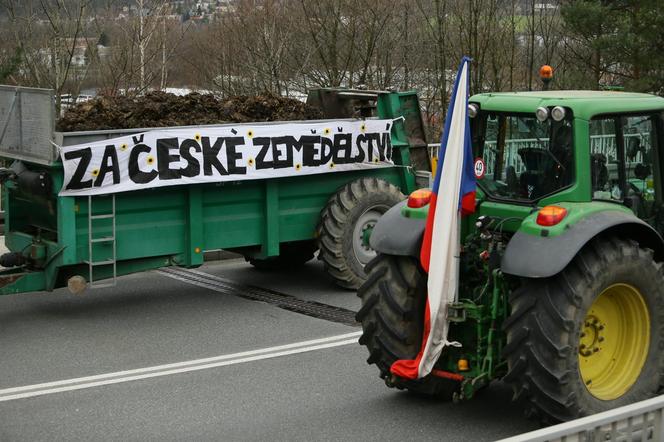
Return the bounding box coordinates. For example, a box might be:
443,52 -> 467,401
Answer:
317,178 -> 404,290
356,254 -> 459,397
503,236 -> 664,424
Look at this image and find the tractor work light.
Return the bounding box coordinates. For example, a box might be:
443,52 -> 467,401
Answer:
536,106 -> 549,122
536,205 -> 568,226
468,103 -> 479,118
407,189 -> 433,208
551,106 -> 566,121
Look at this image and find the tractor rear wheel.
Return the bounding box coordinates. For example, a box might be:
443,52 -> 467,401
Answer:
356,254 -> 460,397
317,178 -> 404,289
503,237 -> 664,424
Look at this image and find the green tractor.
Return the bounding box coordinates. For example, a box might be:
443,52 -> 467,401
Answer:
357,90 -> 664,423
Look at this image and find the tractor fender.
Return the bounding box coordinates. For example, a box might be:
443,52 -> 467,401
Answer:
501,210 -> 664,278
369,200 -> 425,258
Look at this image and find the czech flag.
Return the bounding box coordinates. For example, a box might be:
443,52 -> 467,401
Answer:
390,57 -> 476,380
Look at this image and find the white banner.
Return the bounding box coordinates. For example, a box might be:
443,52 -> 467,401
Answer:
59,119 -> 396,196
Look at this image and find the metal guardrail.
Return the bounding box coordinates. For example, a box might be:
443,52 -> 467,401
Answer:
497,395 -> 664,442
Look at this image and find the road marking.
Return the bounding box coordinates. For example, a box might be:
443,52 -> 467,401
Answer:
0,331 -> 361,402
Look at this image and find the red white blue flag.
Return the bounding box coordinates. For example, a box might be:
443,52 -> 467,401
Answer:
391,57 -> 476,380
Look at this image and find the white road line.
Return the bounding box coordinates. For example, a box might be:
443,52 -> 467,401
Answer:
0,332 -> 361,402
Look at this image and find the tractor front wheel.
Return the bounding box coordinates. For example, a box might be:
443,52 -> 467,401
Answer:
356,254 -> 459,397
503,237 -> 664,423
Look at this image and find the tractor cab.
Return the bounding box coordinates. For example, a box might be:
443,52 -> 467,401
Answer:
468,91 -> 664,233
469,105 -> 573,202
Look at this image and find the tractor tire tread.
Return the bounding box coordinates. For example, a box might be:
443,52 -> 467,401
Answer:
504,235 -> 664,424
356,254 -> 459,398
317,178 -> 404,289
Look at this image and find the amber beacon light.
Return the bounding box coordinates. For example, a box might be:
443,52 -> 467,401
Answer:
540,65 -> 554,90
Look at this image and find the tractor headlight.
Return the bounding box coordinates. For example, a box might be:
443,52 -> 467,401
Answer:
468,103 -> 479,118
536,106 -> 549,122
551,106 -> 566,121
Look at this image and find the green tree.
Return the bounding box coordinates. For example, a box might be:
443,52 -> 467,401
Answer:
614,0 -> 664,93
561,0 -> 664,94
561,0 -> 619,89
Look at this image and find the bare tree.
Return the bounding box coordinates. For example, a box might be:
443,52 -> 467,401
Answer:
1,0 -> 98,112
296,0 -> 359,88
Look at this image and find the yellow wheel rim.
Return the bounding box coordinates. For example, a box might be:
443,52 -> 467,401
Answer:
578,283 -> 650,400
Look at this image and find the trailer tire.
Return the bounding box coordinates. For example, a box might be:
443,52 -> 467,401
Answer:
247,241 -> 317,270
356,254 -> 459,397
317,178 -> 404,289
503,236 -> 664,424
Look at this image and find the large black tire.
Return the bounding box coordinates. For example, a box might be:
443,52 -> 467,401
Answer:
247,241 -> 317,271
356,254 -> 460,397
503,236 -> 664,424
317,178 -> 404,289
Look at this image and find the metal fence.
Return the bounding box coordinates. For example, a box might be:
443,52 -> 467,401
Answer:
497,395 -> 664,442
0,85 -> 56,165
429,133 -> 649,179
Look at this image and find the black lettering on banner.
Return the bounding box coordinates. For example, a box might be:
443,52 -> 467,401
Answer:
225,137 -> 246,175
287,136 -> 304,163
179,139 -> 201,177
157,138 -> 181,180
320,136 -> 333,164
271,136 -> 289,169
332,133 -> 352,164
254,137 -> 272,169
128,144 -> 158,184
132,134 -> 145,145
378,133 -> 392,161
64,147 -> 93,190
353,134 -> 366,163
363,134 -> 374,162
301,135 -> 321,166
94,145 -> 120,187
201,137 -> 228,176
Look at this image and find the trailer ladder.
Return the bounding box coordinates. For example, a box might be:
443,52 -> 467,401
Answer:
85,194 -> 117,288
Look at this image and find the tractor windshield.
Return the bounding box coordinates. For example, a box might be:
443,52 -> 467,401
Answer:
472,112 -> 574,202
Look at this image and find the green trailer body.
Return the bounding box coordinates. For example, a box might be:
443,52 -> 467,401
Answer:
0,86 -> 429,295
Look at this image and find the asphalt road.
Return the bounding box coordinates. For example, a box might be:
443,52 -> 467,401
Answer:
0,258 -> 539,441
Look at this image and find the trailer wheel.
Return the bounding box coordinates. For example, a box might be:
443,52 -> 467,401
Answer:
317,178 -> 404,289
247,241 -> 317,270
503,237 -> 664,424
356,254 -> 459,397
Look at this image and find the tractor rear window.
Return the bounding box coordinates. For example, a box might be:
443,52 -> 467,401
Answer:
473,113 -> 574,202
